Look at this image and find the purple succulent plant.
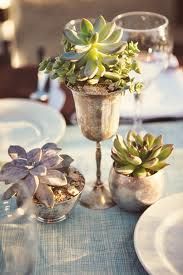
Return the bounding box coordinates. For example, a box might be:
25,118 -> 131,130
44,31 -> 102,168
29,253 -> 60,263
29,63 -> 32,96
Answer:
0,143 -> 74,208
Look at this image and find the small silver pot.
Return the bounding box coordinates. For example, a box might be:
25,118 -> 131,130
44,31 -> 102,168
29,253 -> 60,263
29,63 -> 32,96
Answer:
109,167 -> 164,212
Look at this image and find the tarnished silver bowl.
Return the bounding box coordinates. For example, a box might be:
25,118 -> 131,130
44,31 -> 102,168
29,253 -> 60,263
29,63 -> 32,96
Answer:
109,167 -> 164,212
34,193 -> 82,223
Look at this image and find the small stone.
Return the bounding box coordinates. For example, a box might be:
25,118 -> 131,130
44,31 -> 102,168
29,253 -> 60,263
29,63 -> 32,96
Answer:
67,186 -> 79,196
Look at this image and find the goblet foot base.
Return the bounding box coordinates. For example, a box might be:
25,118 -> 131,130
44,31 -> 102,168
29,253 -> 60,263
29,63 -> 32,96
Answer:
80,183 -> 115,210
36,214 -> 68,224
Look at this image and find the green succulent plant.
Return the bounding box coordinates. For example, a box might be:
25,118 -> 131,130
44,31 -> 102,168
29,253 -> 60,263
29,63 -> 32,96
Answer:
39,15 -> 143,93
111,130 -> 173,178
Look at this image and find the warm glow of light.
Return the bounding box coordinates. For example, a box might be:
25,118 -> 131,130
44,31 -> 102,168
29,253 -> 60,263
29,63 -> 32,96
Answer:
11,50 -> 24,68
0,0 -> 11,9
1,19 -> 15,40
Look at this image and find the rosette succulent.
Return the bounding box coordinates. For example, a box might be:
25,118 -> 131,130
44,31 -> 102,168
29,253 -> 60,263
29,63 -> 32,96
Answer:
0,143 -> 74,208
111,130 -> 173,177
39,15 -> 142,93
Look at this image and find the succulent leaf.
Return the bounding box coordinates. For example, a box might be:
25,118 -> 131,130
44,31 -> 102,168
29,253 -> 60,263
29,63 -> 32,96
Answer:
81,18 -> 93,34
111,130 -> 173,178
39,15 -> 142,93
133,167 -> 147,178
27,148 -> 42,164
41,155 -> 63,169
35,179 -> 54,208
142,158 -> 159,169
8,145 -> 27,160
44,170 -> 67,187
24,174 -> 39,195
84,59 -> 98,78
2,183 -> 20,200
59,154 -> 74,168
42,143 -> 61,152
147,146 -> 162,160
149,162 -> 169,172
158,144 -> 173,161
0,164 -> 28,183
113,135 -> 127,152
98,22 -> 116,42
93,15 -> 106,32
30,165 -> 47,176
153,135 -> 163,147
64,29 -> 85,45
13,158 -> 27,168
104,29 -> 123,43
125,153 -> 142,166
115,164 -> 135,175
62,51 -> 85,62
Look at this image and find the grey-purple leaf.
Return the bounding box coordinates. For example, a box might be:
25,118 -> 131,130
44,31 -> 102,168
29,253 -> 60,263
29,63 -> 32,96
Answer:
59,154 -> 74,168
27,148 -> 42,164
41,155 -> 63,168
42,143 -> 61,152
16,190 -> 29,207
35,179 -> 54,208
13,158 -> 28,167
30,165 -> 47,176
1,165 -> 28,183
8,145 -> 27,160
45,170 -> 67,186
42,149 -> 57,159
24,174 -> 39,195
2,183 -> 20,200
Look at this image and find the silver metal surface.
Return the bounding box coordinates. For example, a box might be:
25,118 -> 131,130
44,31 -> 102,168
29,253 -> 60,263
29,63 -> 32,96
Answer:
109,167 -> 164,212
72,88 -> 122,142
71,87 -> 121,209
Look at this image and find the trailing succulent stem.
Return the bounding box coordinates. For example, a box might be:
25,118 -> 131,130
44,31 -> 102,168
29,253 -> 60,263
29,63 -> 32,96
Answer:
39,15 -> 143,93
111,130 -> 173,178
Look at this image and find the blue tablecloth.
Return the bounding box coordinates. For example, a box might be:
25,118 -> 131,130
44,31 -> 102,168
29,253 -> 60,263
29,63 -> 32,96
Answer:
33,122 -> 183,274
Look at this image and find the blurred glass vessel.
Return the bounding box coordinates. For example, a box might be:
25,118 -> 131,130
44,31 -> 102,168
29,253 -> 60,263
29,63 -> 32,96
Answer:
0,188 -> 37,274
113,12 -> 173,132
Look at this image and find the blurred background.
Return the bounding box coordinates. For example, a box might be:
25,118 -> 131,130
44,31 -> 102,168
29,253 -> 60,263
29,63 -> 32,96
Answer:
0,0 -> 183,67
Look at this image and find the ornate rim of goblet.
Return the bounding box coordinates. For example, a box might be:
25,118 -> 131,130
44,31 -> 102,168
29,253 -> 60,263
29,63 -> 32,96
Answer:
113,11 -> 169,32
70,86 -> 123,98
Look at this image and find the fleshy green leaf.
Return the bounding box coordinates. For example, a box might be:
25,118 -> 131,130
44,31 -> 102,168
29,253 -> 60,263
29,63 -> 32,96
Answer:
158,144 -> 173,161
104,71 -> 120,81
115,164 -> 135,175
149,162 -> 169,172
81,18 -> 93,34
133,167 -> 147,178
142,158 -> 159,169
64,29 -> 85,45
93,15 -> 106,32
104,28 -> 123,43
98,22 -> 116,42
84,59 -> 98,78
62,51 -> 85,62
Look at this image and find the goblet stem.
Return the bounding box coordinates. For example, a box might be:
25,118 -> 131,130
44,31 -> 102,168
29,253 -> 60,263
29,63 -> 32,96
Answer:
96,141 -> 102,186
